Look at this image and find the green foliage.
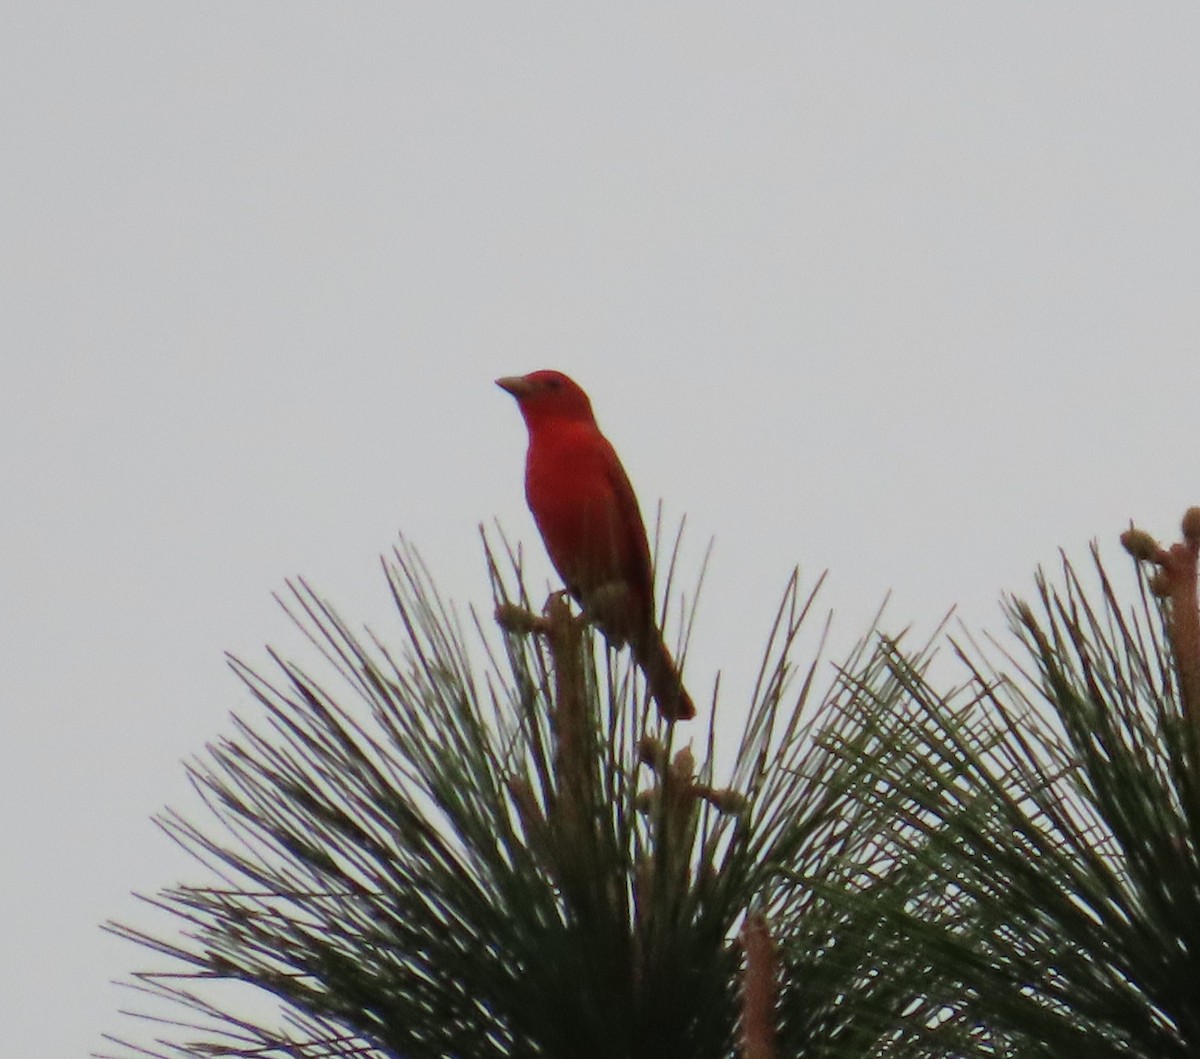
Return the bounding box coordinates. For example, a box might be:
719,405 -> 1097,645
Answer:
817,549 -> 1200,1056
104,535 -> 1200,1058
104,536 -> 904,1058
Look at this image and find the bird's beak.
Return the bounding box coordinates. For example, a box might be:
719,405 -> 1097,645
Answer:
495,375 -> 531,397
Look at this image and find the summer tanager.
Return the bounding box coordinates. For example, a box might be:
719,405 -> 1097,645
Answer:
497,370 -> 695,721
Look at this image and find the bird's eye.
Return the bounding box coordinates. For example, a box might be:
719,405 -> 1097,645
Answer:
546,377 -> 563,390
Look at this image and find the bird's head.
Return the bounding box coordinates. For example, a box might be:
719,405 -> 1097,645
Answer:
496,370 -> 597,428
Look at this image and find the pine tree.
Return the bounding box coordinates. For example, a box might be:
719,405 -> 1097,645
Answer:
104,510 -> 1200,1057
813,508 -> 1200,1056
103,532 -> 914,1058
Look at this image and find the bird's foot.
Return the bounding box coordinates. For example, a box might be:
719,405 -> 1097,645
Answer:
578,582 -> 636,646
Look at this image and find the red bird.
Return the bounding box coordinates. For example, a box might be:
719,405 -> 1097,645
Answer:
497,370 -> 695,721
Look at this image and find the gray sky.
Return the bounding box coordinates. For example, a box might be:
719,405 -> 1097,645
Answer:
4,5 -> 1199,1054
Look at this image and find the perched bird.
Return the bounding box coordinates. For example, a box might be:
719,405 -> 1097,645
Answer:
497,370 -> 695,721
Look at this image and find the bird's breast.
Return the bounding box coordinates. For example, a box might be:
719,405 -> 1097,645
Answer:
524,430 -> 632,585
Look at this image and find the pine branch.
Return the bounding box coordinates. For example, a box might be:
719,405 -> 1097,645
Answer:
104,531 -> 897,1058
814,518 -> 1200,1057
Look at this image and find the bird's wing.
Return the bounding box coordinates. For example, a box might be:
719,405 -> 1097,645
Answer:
599,437 -> 656,613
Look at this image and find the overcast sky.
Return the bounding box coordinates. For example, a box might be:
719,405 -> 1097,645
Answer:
4,5 -> 1200,1054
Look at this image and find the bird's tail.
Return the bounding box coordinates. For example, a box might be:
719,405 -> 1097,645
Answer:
634,633 -> 695,721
